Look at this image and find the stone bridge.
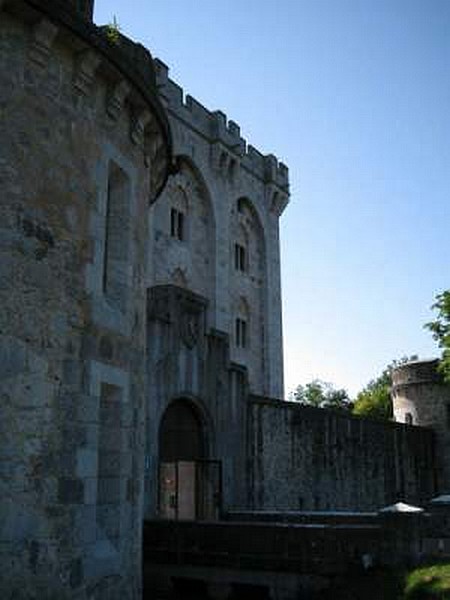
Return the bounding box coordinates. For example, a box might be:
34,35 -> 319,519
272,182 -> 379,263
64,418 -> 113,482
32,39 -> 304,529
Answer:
143,515 -> 389,599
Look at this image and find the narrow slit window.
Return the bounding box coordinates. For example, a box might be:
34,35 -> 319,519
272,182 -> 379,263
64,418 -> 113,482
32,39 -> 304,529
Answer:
178,212 -> 184,241
234,243 -> 246,272
170,208 -> 184,241
236,318 -> 247,348
103,161 -> 130,313
170,208 -> 177,238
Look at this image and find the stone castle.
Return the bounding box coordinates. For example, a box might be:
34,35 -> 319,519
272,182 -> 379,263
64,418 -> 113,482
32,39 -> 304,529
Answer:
0,1 -> 449,598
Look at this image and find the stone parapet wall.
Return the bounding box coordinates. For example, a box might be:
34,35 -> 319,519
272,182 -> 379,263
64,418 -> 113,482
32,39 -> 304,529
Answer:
247,398 -> 436,512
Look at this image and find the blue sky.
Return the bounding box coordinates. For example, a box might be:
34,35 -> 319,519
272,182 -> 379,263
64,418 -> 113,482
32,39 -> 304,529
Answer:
94,0 -> 449,396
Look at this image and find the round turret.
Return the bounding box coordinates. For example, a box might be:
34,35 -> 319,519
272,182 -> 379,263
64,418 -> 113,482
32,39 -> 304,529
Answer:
392,359 -> 450,494
392,359 -> 442,426
0,0 -> 171,598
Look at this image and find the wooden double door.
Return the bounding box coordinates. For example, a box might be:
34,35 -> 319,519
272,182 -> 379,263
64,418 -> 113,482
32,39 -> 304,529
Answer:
159,460 -> 221,521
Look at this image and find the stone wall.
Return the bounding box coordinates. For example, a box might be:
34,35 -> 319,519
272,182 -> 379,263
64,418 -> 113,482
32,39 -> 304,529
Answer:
248,398 -> 436,511
0,1 -> 170,598
143,505 -> 450,600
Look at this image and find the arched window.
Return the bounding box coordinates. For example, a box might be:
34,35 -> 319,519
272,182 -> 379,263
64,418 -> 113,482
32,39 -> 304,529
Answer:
405,412 -> 414,426
149,156 -> 216,325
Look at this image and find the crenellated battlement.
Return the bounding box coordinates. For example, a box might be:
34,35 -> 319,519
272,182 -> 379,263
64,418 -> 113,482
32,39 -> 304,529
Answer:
154,59 -> 289,193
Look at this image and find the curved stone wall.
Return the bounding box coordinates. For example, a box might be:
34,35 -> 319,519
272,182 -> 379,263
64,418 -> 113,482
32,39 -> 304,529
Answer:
0,1 -> 170,598
392,359 -> 450,494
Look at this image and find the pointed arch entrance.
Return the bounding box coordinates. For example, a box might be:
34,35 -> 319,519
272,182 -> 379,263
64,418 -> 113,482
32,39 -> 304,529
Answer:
158,399 -> 220,521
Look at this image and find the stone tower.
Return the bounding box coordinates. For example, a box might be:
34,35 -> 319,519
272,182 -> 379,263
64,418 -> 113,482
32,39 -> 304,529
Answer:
144,59 -> 289,518
0,1 -> 171,598
392,359 -> 450,494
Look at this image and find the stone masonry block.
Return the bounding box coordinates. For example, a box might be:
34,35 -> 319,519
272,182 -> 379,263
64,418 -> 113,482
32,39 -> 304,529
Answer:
63,359 -> 83,386
0,500 -> 47,541
99,400 -> 121,427
96,505 -> 120,539
61,425 -> 88,450
76,448 -> 98,478
73,505 -> 96,545
99,426 -> 122,452
58,478 -> 85,504
69,557 -> 84,589
54,451 -> 77,476
98,451 -> 121,478
121,450 -> 132,475
97,477 -> 121,505
84,424 -> 99,450
121,403 -> 133,428
83,477 -> 97,505
77,396 -> 100,424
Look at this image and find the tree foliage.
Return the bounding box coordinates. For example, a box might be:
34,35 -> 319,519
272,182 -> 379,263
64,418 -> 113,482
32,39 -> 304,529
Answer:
291,379 -> 352,411
425,290 -> 450,383
352,373 -> 391,419
352,356 -> 417,419
290,357 -> 418,419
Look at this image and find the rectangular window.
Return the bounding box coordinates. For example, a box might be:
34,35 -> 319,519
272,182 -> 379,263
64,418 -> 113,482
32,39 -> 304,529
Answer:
234,243 -> 246,272
103,161 -> 130,313
97,382 -> 122,548
236,318 -> 247,348
170,208 -> 184,241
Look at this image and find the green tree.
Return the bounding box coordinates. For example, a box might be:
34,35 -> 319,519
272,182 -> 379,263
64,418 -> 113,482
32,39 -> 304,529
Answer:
291,379 -> 352,411
425,290 -> 450,383
352,356 -> 417,419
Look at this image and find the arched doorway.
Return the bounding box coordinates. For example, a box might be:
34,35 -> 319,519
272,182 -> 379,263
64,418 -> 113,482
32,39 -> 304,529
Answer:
159,399 -> 205,463
158,399 -> 220,521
